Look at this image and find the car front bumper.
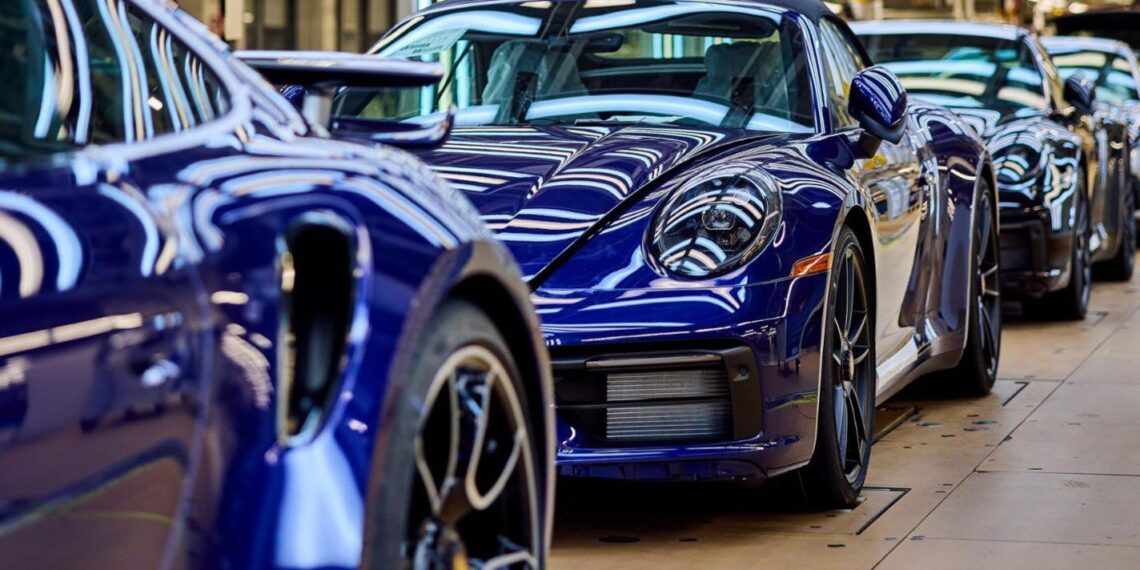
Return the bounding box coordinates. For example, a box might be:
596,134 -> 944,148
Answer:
534,273 -> 828,482
999,205 -> 1074,299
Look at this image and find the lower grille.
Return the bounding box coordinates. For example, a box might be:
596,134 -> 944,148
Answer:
606,401 -> 732,442
606,369 -> 729,402
554,348 -> 757,446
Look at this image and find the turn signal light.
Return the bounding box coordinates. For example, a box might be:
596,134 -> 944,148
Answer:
791,252 -> 831,277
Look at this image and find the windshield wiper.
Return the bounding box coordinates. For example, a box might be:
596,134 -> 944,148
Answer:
432,41 -> 474,108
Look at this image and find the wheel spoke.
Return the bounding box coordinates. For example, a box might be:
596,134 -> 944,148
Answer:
414,369 -> 461,517
851,346 -> 871,365
834,385 -> 849,467
980,264 -> 1000,299
981,306 -> 998,354
848,312 -> 867,346
846,384 -> 868,453
843,254 -> 855,330
977,205 -> 992,258
482,547 -> 540,570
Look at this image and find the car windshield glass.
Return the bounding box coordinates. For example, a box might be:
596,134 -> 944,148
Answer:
334,0 -> 815,132
861,33 -> 1048,116
1048,49 -> 1139,104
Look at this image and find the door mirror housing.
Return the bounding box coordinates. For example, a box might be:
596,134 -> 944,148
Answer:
848,66 -> 909,155
1063,73 -> 1096,115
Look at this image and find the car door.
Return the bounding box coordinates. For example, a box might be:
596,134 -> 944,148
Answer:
0,1 -> 204,566
818,18 -> 925,373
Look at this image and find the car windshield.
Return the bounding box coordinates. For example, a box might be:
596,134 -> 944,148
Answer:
861,33 -> 1048,116
1048,48 -> 1139,104
333,0 -> 815,133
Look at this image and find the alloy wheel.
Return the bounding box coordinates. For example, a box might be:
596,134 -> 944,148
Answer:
409,345 -> 540,570
1077,204 -> 1092,311
975,192 -> 1002,379
830,247 -> 874,484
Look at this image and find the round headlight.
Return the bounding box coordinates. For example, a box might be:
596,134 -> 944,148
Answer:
995,144 -> 1045,185
649,165 -> 782,279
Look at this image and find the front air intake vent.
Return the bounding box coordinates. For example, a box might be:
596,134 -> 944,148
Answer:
605,401 -> 732,442
553,348 -> 757,446
606,369 -> 730,402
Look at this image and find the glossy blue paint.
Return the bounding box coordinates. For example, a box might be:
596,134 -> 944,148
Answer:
1042,35 -> 1140,206
856,20 -> 1134,298
849,66 -> 909,144
366,0 -> 994,481
0,1 -> 551,568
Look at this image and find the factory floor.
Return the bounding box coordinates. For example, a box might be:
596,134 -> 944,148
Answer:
552,258 -> 1140,569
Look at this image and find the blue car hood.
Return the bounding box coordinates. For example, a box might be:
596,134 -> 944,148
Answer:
417,125 -> 753,281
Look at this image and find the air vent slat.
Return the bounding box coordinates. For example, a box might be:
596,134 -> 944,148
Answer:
606,369 -> 729,402
605,401 -> 731,442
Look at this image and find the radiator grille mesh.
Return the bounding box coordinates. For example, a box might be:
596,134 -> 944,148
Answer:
605,369 -> 730,402
605,401 -> 732,441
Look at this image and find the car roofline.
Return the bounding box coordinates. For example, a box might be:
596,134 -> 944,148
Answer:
849,19 -> 1025,42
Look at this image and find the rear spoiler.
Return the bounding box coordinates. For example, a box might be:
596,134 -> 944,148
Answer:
236,51 -> 452,148
235,50 -> 444,89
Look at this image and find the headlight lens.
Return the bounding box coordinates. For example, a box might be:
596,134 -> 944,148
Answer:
994,144 -> 1045,185
649,165 -> 782,279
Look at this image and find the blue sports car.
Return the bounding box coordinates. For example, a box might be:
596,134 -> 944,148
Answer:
0,1 -> 553,568
856,22 -> 1136,319
330,0 -> 1002,506
1043,35 -> 1140,222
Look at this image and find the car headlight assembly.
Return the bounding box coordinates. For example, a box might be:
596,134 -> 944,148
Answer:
649,165 -> 782,279
994,144 -> 1045,186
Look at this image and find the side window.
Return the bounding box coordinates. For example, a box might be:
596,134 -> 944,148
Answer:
0,0 -> 83,161
0,0 -> 233,163
818,19 -> 864,129
73,0 -> 231,143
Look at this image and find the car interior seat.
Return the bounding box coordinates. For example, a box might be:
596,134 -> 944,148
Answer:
695,41 -> 791,122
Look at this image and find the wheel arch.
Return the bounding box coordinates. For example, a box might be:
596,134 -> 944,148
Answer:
444,241 -> 556,558
841,206 -> 878,308
448,273 -> 551,445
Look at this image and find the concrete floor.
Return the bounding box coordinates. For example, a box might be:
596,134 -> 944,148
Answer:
551,262 -> 1140,569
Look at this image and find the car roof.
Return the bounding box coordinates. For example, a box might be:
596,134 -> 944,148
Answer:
425,0 -> 840,22
1041,35 -> 1133,58
850,19 -> 1027,42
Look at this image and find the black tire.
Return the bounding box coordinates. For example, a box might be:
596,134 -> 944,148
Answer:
1042,190 -> 1091,321
800,227 -> 875,509
363,299 -> 545,570
1096,163 -> 1135,281
949,185 -> 1002,396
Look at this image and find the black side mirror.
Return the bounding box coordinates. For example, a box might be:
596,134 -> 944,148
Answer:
1064,73 -> 1096,115
848,65 -> 909,156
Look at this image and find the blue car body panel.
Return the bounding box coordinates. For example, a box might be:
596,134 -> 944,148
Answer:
374,0 -> 993,481
855,20 -> 1132,297
0,1 -> 549,568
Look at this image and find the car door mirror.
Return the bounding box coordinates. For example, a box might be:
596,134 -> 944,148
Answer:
848,66 -> 909,150
1064,73 -> 1096,115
